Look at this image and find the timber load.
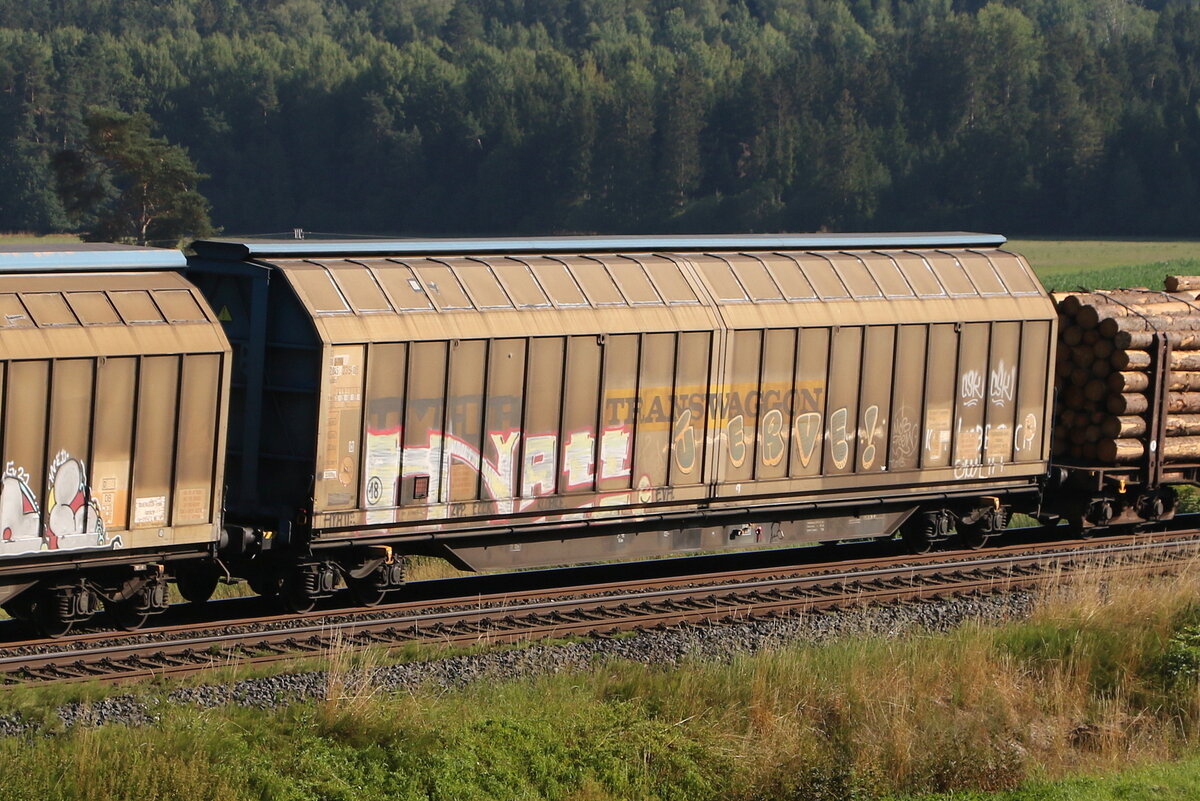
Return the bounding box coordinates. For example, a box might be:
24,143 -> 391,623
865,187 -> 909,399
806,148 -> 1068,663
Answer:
1053,278 -> 1200,464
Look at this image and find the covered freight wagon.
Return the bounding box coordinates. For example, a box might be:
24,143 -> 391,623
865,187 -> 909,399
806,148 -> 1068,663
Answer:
0,244 -> 230,632
187,234 -> 1055,608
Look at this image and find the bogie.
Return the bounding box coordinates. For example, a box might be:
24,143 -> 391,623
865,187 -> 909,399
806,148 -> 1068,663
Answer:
103,573 -> 171,631
344,558 -> 405,607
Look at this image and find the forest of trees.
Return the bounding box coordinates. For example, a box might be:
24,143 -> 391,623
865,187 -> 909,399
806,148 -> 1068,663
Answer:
1,0 -> 1199,241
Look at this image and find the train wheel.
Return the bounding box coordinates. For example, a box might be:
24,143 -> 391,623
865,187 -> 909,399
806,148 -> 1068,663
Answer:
104,599 -> 149,631
281,570 -> 317,614
958,507 -> 1008,550
346,576 -> 386,607
900,518 -> 935,553
176,568 -> 219,605
2,593 -> 34,623
901,510 -> 952,554
248,571 -> 283,598
956,521 -> 988,550
1071,500 -> 1112,539
29,593 -> 73,638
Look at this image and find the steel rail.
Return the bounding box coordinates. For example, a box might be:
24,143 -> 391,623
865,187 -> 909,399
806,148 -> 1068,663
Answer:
0,527 -> 1187,652
5,533 -> 1199,685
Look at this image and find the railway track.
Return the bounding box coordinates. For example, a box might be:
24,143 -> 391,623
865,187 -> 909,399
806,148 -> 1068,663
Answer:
0,524 -> 1183,653
4,530 -> 1199,686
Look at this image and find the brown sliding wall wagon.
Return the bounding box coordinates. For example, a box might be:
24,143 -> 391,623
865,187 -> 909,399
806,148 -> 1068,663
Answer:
186,233 -> 1055,598
0,244 -> 230,632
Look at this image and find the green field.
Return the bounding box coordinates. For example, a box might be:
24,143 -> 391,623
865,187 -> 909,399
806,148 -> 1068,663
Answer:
1009,238 -> 1200,275
0,233 -> 80,245
888,757 -> 1200,801
1003,238 -> 1200,291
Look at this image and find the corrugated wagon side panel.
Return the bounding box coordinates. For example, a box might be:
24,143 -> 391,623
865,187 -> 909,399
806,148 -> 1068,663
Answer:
792,327 -> 830,478
724,330 -> 762,483
757,329 -> 796,481
634,332 -> 674,491
2,361 -> 48,551
92,357 -> 136,532
985,323 -> 1022,471
47,359 -> 96,548
315,345 -> 365,513
922,324 -> 958,468
362,342 -> 406,522
889,325 -> 928,472
857,325 -> 896,473
445,340 -> 487,503
561,336 -> 601,494
522,337 -> 564,497
173,354 -> 222,526
1016,320 -> 1052,464
671,331 -> 710,487
131,355 -> 179,531
953,324 -> 991,476
825,327 -> 863,475
599,335 -> 637,492
403,341 -> 447,505
483,339 -> 526,501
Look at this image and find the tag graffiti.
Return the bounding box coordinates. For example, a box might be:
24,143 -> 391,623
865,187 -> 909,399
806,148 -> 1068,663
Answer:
960,370 -> 985,407
990,360 -> 1016,406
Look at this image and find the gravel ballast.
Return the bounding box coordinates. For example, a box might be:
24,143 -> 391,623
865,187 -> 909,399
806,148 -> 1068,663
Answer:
0,589 -> 1037,735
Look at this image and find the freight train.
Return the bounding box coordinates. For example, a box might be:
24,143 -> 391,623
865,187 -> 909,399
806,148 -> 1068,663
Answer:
0,234 -> 1187,634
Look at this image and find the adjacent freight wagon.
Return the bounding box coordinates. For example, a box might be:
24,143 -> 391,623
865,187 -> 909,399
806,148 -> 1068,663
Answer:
186,234 -> 1057,611
0,244 -> 230,632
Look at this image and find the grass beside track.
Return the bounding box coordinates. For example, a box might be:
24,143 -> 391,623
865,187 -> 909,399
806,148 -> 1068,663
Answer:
1,567 -> 1200,799
1010,238 -> 1200,276
886,757 -> 1200,800
1009,237 -> 1200,293
0,232 -> 80,245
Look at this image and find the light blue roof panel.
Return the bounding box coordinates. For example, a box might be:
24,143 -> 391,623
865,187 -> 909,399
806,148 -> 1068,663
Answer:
190,232 -> 1007,262
0,243 -> 186,272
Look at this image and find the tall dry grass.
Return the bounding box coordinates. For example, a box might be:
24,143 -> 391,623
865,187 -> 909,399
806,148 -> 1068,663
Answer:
585,561 -> 1200,797
264,559 -> 1200,797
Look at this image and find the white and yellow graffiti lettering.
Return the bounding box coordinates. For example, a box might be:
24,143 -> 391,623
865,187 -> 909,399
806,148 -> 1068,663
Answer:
727,415 -> 747,468
672,409 -> 696,475
522,434 -> 557,496
793,412 -> 822,468
760,408 -> 786,466
859,404 -> 880,470
828,407 -> 850,469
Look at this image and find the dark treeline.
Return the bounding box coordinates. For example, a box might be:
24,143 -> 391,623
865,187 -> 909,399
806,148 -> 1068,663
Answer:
1,0 -> 1199,238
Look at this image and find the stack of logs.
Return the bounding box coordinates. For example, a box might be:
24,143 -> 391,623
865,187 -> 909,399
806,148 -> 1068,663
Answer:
1054,275 -> 1200,464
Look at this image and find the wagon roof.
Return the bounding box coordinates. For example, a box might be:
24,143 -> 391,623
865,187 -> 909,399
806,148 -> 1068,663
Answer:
0,243 -> 187,272
0,270 -> 228,360
189,232 -> 1006,261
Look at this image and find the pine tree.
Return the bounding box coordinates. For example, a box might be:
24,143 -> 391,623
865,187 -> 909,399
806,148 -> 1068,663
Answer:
52,107 -> 213,246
